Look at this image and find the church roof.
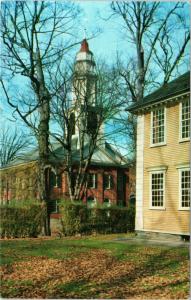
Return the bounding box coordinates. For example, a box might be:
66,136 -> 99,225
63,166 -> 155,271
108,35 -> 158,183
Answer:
75,39 -> 94,63
80,39 -> 90,52
0,140 -> 129,170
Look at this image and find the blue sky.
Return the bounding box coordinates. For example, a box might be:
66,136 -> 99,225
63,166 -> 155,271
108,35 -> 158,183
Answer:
1,1 -> 126,125
76,1 -> 130,62
1,1 -> 190,156
75,1 -> 190,66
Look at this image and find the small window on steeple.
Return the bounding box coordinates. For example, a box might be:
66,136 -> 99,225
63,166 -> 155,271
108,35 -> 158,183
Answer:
87,110 -> 98,135
69,113 -> 75,135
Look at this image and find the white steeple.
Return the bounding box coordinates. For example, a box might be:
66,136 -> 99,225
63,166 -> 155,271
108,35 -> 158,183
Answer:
70,39 -> 104,148
73,39 -> 97,107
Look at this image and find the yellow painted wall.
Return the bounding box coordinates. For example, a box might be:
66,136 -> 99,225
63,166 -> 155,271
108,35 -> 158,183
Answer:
0,162 -> 38,201
143,100 -> 190,234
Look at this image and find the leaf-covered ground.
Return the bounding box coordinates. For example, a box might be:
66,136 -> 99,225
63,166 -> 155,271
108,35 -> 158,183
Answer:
0,235 -> 189,299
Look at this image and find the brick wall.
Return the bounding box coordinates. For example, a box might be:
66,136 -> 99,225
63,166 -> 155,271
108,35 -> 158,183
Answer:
61,166 -> 133,205
0,163 -> 133,209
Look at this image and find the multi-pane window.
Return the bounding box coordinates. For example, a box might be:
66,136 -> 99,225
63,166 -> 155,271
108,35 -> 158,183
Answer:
151,172 -> 164,207
48,200 -> 60,213
104,174 -> 113,190
180,169 -> 190,208
181,100 -> 190,139
88,173 -> 97,189
152,108 -> 165,144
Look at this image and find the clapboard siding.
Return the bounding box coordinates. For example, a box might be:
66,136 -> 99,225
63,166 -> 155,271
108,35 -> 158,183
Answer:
143,99 -> 190,235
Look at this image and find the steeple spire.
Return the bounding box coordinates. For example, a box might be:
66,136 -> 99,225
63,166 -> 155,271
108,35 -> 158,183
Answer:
80,39 -> 89,52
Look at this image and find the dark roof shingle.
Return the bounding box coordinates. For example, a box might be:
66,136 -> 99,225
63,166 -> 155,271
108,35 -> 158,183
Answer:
128,71 -> 190,112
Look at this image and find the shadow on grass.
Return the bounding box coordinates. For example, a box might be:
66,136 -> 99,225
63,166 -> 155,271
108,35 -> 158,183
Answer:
48,248 -> 189,299
0,239 -> 189,298
51,280 -> 90,299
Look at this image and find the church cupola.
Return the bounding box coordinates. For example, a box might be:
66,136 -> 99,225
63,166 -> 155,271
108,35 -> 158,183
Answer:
70,39 -> 103,148
73,39 -> 97,107
75,39 -> 96,75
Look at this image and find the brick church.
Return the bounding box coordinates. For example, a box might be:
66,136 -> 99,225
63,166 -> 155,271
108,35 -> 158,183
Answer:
0,40 -> 135,219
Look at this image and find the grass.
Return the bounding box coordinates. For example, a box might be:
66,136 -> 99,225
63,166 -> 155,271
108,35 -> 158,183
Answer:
0,234 -> 189,299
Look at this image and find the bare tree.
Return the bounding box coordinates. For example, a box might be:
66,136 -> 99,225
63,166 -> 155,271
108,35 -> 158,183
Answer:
104,2 -> 190,165
49,56 -> 126,201
110,1 -> 190,103
0,126 -> 31,167
0,1 -> 81,234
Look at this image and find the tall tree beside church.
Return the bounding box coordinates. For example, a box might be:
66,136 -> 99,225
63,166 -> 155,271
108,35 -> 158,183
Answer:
0,1 -> 80,234
110,1 -> 190,103
50,40 -> 124,201
107,2 -> 189,163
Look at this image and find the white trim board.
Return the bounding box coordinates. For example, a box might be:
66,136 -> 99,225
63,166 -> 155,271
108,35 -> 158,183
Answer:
135,115 -> 144,231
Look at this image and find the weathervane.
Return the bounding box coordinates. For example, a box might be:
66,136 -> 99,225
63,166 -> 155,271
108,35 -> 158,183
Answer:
83,17 -> 88,39
83,27 -> 87,39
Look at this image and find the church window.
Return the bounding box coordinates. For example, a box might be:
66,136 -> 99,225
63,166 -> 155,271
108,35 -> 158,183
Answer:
87,196 -> 97,208
103,198 -> 111,207
87,110 -> 98,134
88,173 -> 97,189
104,174 -> 113,190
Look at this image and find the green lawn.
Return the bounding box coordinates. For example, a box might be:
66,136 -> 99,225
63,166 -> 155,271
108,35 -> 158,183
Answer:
0,234 -> 189,299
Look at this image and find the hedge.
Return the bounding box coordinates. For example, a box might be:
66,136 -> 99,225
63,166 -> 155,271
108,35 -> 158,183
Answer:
0,200 -> 46,238
60,201 -> 135,236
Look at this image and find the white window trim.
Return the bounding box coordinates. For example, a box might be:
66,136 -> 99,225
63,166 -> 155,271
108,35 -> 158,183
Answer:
176,163 -> 190,169
89,173 -> 97,189
51,200 -> 59,214
149,170 -> 166,210
105,174 -> 112,190
179,101 -> 190,143
178,167 -> 190,211
150,106 -> 167,147
147,166 -> 168,172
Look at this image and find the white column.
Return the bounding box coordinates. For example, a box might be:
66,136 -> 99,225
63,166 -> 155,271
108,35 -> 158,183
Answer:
135,114 -> 144,231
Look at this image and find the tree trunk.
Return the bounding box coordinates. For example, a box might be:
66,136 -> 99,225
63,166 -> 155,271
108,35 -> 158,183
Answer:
35,49 -> 51,236
136,2 -> 144,103
38,93 -> 51,235
137,45 -> 144,102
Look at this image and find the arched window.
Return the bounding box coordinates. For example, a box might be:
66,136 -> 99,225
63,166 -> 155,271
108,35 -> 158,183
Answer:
129,193 -> 135,206
49,171 -> 62,188
50,171 -> 56,188
103,198 -> 111,207
87,196 -> 97,208
103,198 -> 111,217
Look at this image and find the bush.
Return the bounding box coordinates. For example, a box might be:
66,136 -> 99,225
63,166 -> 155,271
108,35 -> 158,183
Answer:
60,201 -> 88,236
0,200 -> 46,238
60,200 -> 135,236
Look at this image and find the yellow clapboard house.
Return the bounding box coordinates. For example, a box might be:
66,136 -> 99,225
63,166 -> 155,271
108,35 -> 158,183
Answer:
128,72 -> 190,240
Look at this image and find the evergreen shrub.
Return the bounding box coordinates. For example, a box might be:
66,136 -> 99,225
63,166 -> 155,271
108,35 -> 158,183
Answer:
0,200 -> 46,238
60,201 -> 88,236
60,200 -> 135,236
